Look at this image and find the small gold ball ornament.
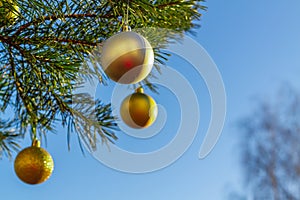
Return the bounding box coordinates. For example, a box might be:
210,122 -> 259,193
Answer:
14,139 -> 54,185
120,87 -> 158,129
101,29 -> 154,84
0,0 -> 19,26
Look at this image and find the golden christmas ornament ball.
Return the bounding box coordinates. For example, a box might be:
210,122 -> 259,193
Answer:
120,88 -> 158,129
14,139 -> 54,185
101,31 -> 154,84
0,0 -> 19,26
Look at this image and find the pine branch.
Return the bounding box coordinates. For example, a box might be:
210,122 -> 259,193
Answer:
13,36 -> 98,46
14,13 -> 114,36
0,0 -> 206,157
157,1 -> 196,9
0,119 -> 21,159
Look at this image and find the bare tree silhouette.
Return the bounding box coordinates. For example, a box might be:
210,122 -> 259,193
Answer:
237,86 -> 300,200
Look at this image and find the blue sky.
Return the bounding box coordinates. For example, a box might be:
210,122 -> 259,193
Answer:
1,1 -> 300,199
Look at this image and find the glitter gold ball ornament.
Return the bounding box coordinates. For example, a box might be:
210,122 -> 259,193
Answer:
101,30 -> 154,84
14,139 -> 54,185
120,87 -> 158,129
0,0 -> 19,26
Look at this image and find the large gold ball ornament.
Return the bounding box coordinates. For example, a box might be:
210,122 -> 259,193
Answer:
101,31 -> 154,84
120,88 -> 158,129
0,0 -> 19,26
14,140 -> 54,185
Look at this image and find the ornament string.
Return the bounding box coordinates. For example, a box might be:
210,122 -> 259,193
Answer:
123,0 -> 131,31
126,0 -> 129,26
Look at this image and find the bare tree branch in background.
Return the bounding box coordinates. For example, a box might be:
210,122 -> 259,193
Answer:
237,86 -> 300,200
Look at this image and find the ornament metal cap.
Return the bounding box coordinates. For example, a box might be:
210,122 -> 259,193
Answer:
122,25 -> 130,32
135,87 -> 144,93
32,138 -> 40,147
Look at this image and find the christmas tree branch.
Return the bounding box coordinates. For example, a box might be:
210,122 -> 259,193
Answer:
8,48 -> 33,115
157,1 -> 197,9
10,36 -> 98,46
0,0 -> 206,157
14,13 -> 115,37
0,119 -> 21,159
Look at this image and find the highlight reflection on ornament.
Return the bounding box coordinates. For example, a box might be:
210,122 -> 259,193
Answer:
101,31 -> 154,84
120,87 -> 158,129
